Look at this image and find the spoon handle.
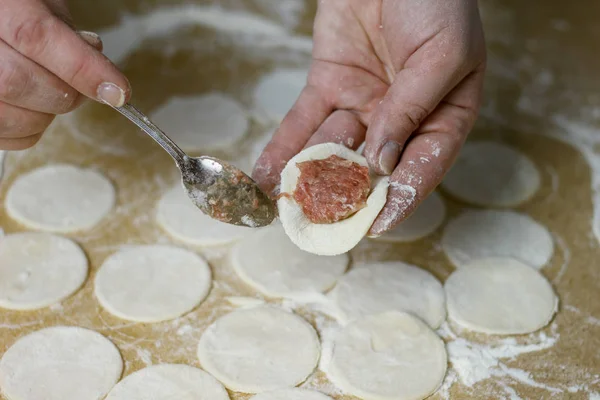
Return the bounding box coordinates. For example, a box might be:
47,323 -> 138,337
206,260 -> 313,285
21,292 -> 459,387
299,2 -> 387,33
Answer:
113,103 -> 188,165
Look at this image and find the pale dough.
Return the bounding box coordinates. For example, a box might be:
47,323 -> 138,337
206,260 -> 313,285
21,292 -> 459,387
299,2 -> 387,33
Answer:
151,92 -> 249,152
278,143 -> 390,256
251,389 -> 333,400
326,311 -> 447,400
5,164 -> 115,233
0,326 -> 123,400
442,209 -> 554,269
253,68 -> 308,120
444,257 -> 558,334
442,141 -> 541,207
197,307 -> 320,393
232,224 -> 348,299
375,191 -> 446,243
0,233 -> 88,310
157,184 -> 249,246
105,364 -> 230,400
94,245 -> 211,322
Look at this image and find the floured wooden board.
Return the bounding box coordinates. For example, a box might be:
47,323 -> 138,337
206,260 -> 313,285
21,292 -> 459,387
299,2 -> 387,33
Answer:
1,0 -> 599,399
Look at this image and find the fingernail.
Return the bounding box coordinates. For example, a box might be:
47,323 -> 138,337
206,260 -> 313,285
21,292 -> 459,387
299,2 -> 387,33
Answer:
378,141 -> 401,175
77,30 -> 101,47
97,82 -> 126,107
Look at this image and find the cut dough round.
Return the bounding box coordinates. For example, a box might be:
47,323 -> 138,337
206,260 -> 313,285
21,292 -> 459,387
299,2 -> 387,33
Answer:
5,164 -> 115,233
232,224 -> 348,299
105,364 -> 229,400
0,233 -> 88,310
0,326 -> 123,400
327,311 -> 447,400
444,257 -> 558,334
278,143 -> 389,256
251,388 -> 333,400
330,262 -> 446,328
151,92 -> 249,152
157,184 -> 249,246
254,68 -> 307,120
375,191 -> 446,242
442,209 -> 554,269
95,245 -> 211,322
442,141 -> 541,207
197,307 -> 320,393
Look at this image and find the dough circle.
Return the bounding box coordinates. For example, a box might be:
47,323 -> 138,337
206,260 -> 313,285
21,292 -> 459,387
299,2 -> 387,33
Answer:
232,224 -> 348,299
251,388 -> 333,400
442,209 -> 554,269
0,326 -> 123,400
444,257 -> 558,334
253,68 -> 307,120
0,233 -> 88,310
327,311 -> 447,400
95,245 -> 211,322
151,92 -> 249,152
278,143 -> 389,256
157,185 -> 249,246
442,141 -> 541,207
105,364 -> 229,400
197,307 -> 320,393
375,191 -> 446,242
5,164 -> 115,233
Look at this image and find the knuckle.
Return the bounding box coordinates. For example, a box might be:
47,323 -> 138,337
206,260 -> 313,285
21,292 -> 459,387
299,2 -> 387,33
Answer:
401,102 -> 429,132
0,59 -> 26,102
8,14 -> 57,56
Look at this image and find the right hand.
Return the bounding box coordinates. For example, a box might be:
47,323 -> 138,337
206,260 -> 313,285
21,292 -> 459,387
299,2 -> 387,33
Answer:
0,0 -> 130,150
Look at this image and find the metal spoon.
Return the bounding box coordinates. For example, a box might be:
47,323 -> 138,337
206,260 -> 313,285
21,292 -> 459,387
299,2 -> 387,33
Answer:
110,103 -> 276,228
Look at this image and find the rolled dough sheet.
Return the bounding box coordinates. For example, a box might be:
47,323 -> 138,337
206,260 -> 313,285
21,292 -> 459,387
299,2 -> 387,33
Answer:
5,164 -> 115,233
253,68 -> 308,120
94,245 -> 211,322
0,232 -> 88,310
197,307 -> 320,393
0,326 -> 123,400
251,388 -> 333,400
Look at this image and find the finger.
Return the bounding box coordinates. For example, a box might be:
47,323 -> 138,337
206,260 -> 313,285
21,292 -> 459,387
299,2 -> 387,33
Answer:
0,0 -> 130,107
253,84 -> 334,196
0,132 -> 44,150
0,100 -> 54,139
303,109 -> 366,151
77,31 -> 103,52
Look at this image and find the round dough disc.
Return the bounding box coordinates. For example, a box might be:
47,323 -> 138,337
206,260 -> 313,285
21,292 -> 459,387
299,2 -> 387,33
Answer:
329,262 -> 446,329
5,164 -> 115,233
197,307 -> 320,393
253,68 -> 307,120
95,245 -> 211,322
151,92 -> 249,152
157,185 -> 249,246
105,364 -> 229,400
442,209 -> 554,269
444,257 -> 558,334
327,311 -> 447,400
0,233 -> 88,310
375,191 -> 446,242
278,143 -> 389,256
251,388 -> 333,400
0,326 -> 123,400
441,141 -> 541,207
232,224 -> 348,299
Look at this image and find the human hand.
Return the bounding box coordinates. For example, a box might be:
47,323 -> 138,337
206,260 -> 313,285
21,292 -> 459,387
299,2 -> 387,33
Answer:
253,0 -> 486,236
0,0 -> 130,150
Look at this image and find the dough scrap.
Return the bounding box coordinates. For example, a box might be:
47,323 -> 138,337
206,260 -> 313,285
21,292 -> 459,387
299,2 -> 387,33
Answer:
0,326 -> 123,400
105,364 -> 229,400
278,143 -> 389,256
375,191 -> 446,243
444,257 -> 558,334
442,141 -> 541,207
157,184 -> 249,246
95,245 -> 211,322
151,92 -> 249,152
253,68 -> 307,120
251,388 -> 333,400
0,233 -> 88,310
232,224 -> 348,299
442,209 -> 554,269
5,164 -> 115,233
197,307 -> 320,393
329,262 -> 446,328
327,311 -> 447,400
